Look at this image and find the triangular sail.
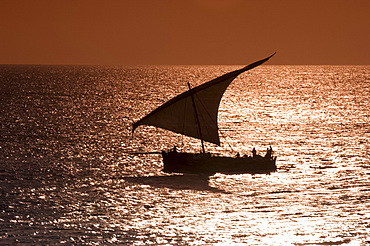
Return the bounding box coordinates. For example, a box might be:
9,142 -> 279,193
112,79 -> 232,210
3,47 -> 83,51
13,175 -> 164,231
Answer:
132,53 -> 275,145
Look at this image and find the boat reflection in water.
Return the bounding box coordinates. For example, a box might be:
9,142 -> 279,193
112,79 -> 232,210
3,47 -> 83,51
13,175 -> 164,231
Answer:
133,53 -> 277,174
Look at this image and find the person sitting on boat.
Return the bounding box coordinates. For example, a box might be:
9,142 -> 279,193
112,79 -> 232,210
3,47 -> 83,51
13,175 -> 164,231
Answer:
265,147 -> 271,158
172,146 -> 177,153
264,146 -> 273,158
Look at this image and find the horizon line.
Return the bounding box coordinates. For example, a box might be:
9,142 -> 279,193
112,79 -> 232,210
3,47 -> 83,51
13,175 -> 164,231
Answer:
1,63 -> 369,66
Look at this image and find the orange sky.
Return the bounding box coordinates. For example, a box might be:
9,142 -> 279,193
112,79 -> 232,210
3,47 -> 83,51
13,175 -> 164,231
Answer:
1,0 -> 369,65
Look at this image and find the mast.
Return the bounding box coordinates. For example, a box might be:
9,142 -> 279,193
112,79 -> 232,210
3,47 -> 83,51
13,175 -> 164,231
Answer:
187,82 -> 205,153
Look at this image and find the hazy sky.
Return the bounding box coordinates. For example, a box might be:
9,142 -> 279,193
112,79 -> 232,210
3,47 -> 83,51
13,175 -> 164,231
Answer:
1,0 -> 369,65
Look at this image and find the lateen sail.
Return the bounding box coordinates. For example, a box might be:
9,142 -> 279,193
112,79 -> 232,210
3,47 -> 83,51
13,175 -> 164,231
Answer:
132,53 -> 276,145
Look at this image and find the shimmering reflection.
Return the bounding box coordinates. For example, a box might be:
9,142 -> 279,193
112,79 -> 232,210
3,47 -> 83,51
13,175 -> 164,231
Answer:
0,65 -> 369,245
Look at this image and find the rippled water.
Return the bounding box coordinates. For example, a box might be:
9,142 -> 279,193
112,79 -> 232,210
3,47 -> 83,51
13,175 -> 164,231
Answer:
0,65 -> 369,245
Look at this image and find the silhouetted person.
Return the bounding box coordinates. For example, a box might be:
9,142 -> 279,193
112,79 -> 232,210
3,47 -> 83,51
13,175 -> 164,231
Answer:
252,147 -> 257,158
265,147 -> 270,158
265,146 -> 273,158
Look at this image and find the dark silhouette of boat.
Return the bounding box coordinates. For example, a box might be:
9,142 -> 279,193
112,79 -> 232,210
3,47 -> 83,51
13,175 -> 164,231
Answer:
133,53 -> 277,174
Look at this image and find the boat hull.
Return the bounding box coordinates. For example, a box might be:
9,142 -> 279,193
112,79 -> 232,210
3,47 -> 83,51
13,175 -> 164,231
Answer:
162,151 -> 277,174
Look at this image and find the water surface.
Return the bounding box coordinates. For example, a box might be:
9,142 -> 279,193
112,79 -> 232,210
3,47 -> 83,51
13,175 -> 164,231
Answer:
0,65 -> 369,245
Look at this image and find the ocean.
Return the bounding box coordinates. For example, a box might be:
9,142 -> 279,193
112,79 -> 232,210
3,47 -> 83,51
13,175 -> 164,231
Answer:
0,64 -> 369,245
